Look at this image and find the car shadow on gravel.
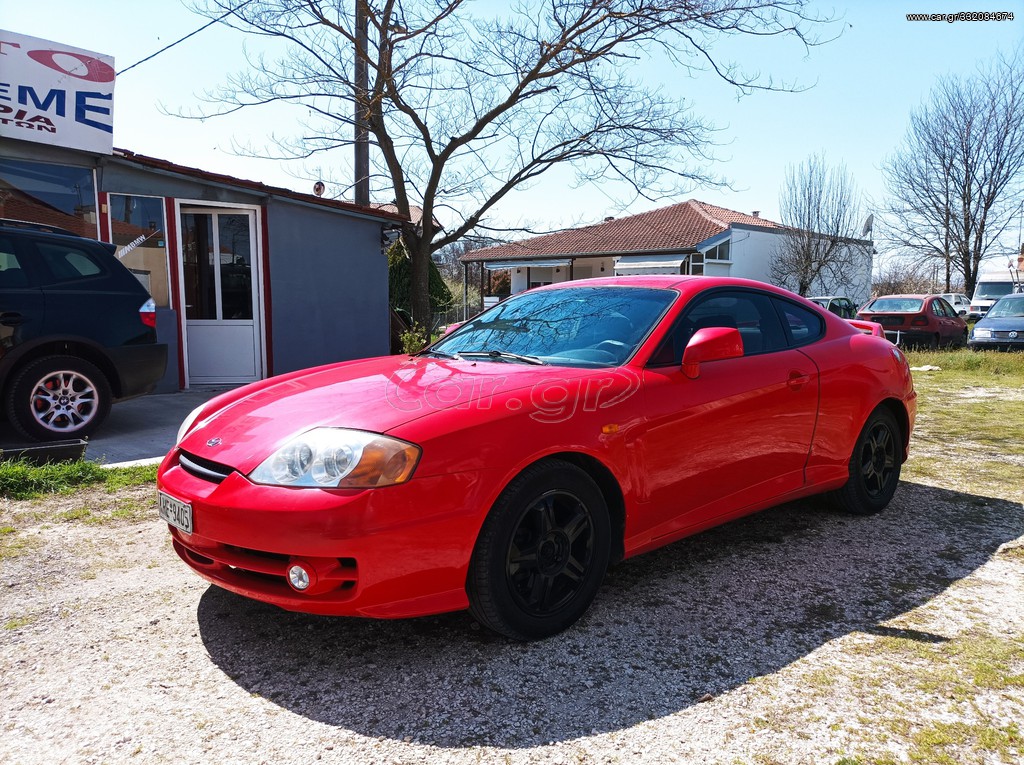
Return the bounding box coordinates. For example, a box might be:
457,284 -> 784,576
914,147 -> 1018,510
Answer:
196,481 -> 1023,749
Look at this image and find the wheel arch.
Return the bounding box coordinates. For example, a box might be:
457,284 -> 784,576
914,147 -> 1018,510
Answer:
875,397 -> 911,463
527,451 -> 627,566
1,339 -> 121,399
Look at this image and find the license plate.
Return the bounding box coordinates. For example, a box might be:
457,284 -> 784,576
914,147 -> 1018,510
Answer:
158,491 -> 193,535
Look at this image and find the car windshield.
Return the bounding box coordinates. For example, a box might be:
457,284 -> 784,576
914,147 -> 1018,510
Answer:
866,297 -> 924,313
986,295 -> 1024,318
429,286 -> 677,367
975,281 -> 1014,299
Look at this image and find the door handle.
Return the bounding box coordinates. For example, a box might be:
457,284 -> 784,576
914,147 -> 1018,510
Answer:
0,312 -> 25,326
787,370 -> 811,391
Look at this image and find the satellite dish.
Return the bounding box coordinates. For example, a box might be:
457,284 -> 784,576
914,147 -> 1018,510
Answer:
313,181 -> 325,197
861,214 -> 874,238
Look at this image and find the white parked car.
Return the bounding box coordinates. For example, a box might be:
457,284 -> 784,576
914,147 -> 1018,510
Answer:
940,293 -> 974,318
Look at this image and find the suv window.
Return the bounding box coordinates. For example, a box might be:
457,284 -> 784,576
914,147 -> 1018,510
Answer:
0,237 -> 30,288
35,241 -> 106,284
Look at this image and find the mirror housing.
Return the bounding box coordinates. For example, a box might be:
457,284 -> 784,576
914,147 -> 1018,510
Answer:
681,327 -> 744,379
440,322 -> 463,336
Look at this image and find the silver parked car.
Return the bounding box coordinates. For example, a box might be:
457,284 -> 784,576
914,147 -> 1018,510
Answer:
968,293 -> 1024,351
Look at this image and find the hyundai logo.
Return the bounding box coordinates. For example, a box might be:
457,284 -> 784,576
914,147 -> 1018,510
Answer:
1010,331 -> 1019,339
206,437 -> 222,447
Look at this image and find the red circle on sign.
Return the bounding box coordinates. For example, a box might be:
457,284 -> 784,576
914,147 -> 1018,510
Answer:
27,50 -> 115,83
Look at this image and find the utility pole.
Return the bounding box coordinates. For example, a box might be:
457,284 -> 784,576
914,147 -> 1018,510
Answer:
354,0 -> 370,206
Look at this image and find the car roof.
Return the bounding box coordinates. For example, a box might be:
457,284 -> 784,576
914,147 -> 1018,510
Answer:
532,275 -> 810,301
0,219 -> 116,254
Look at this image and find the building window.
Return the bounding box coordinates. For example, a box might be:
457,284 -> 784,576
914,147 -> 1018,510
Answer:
705,240 -> 731,261
108,194 -> 172,308
0,158 -> 98,238
689,252 -> 704,276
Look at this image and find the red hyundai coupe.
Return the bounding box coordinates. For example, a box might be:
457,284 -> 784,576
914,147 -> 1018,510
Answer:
158,276 -> 916,640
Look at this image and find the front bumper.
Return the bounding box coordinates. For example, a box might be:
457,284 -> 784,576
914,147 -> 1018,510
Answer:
968,337 -> 1024,352
158,449 -> 497,618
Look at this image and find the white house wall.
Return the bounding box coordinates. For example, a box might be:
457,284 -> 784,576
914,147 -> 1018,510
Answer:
721,227 -> 873,305
510,257 -> 613,293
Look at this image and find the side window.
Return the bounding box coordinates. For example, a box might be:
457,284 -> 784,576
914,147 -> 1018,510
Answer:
0,237 -> 30,288
649,289 -> 787,366
34,242 -> 105,285
775,299 -> 825,346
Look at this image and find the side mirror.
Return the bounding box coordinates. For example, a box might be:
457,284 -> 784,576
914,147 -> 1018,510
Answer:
681,327 -> 744,379
957,308 -> 967,317
441,322 -> 463,336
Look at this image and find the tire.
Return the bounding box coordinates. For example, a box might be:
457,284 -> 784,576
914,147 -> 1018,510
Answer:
832,407 -> 902,516
5,355 -> 112,441
467,459 -> 611,641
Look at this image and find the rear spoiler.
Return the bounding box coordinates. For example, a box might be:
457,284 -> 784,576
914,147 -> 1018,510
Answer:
847,319 -> 886,339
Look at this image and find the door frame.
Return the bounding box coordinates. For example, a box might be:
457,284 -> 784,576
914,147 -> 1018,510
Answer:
173,200 -> 267,388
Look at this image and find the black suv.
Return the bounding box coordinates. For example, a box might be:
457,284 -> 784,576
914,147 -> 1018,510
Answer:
0,219 -> 167,441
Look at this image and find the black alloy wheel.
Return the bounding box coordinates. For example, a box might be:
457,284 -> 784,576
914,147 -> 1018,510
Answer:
832,407 -> 902,516
467,459 -> 610,640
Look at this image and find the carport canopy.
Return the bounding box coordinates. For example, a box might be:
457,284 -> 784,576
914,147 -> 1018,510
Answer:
614,254 -> 687,275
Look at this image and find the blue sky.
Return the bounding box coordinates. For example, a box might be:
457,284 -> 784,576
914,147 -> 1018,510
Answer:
4,1 -> 1023,240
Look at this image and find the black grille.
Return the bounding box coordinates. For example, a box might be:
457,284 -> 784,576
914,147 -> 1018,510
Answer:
179,451 -> 234,484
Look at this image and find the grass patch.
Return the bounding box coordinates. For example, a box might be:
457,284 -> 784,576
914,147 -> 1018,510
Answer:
905,348 -> 1024,381
0,460 -> 157,500
4,615 -> 37,630
901,349 -> 1024,501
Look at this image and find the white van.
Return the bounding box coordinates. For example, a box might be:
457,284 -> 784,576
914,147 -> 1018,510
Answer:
970,267 -> 1023,317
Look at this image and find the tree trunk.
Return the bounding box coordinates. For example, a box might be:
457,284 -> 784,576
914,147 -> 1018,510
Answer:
409,238 -> 432,328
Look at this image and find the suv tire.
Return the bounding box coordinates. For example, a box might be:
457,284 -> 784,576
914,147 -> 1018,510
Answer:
6,355 -> 112,441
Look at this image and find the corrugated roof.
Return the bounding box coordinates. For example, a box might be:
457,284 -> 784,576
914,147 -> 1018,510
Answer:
111,149 -> 408,223
461,199 -> 781,262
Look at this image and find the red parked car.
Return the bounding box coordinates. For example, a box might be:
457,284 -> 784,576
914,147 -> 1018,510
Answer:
856,294 -> 968,348
158,277 -> 916,640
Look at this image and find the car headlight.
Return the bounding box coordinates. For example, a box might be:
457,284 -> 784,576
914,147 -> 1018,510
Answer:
972,328 -> 992,339
249,428 -> 421,488
176,404 -> 206,444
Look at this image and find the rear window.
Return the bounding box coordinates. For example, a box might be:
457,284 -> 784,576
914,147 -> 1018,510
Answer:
35,241 -> 106,285
866,297 -> 923,313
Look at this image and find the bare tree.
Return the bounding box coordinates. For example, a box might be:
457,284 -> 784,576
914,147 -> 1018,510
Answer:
883,49 -> 1024,296
770,153 -> 871,297
187,0 -> 829,324
872,257 -> 934,297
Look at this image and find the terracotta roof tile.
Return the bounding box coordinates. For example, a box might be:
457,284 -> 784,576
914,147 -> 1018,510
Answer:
462,199 -> 780,262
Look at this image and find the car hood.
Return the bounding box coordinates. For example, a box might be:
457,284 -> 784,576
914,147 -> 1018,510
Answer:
178,355 -> 599,471
976,316 -> 1024,330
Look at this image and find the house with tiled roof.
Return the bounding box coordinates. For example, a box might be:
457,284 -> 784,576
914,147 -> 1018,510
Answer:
460,200 -> 872,304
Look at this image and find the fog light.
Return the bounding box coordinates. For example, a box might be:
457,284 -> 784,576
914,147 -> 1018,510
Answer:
288,565 -> 311,591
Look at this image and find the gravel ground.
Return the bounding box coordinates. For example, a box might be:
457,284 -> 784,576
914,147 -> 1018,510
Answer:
2,478 -> 1022,764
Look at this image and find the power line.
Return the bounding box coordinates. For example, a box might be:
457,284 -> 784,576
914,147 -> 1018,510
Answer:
116,0 -> 256,76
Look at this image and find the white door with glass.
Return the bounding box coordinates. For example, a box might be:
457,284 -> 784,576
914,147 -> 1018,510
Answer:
180,208 -> 262,384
